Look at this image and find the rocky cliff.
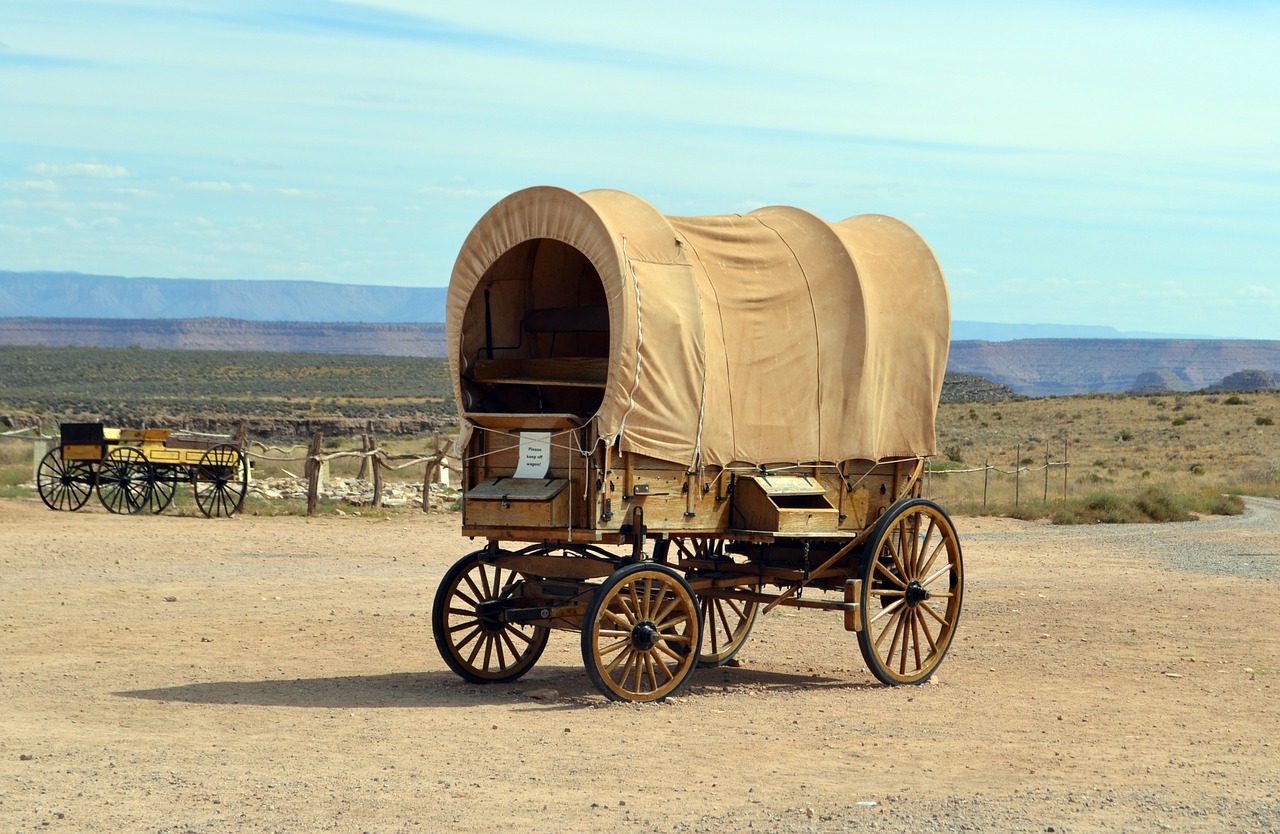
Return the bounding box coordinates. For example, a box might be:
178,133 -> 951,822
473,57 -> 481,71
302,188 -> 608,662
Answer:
947,339 -> 1280,396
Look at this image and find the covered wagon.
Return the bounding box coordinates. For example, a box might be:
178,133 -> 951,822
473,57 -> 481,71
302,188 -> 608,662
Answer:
433,186 -> 962,701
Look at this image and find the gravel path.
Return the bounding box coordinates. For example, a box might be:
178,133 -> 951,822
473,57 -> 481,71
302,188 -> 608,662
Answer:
962,496 -> 1280,579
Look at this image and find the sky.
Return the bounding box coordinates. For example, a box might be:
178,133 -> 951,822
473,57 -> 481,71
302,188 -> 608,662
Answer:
1,1 -> 1277,338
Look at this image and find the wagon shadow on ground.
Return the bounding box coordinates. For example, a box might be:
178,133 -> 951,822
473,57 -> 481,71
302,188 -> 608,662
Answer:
114,665 -> 871,710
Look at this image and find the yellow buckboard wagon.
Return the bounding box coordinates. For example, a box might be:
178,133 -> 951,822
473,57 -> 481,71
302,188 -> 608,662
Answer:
433,186 -> 961,701
37,422 -> 248,517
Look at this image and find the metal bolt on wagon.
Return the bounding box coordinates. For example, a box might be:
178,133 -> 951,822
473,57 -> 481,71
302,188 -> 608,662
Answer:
433,187 -> 962,702
37,422 -> 249,517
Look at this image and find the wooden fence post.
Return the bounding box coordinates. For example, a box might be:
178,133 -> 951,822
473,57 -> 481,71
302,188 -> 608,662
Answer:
305,431 -> 323,516
1014,443 -> 1021,508
357,434 -> 370,480
370,431 -> 383,508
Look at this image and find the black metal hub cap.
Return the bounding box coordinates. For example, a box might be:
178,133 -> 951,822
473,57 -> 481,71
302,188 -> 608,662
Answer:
905,580 -> 930,607
631,621 -> 661,651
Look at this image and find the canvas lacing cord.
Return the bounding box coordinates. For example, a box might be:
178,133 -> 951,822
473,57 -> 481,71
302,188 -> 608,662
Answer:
461,424 -> 582,465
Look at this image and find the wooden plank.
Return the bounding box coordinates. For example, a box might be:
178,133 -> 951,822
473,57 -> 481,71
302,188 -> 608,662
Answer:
463,413 -> 582,432
467,477 -> 567,502
472,357 -> 608,388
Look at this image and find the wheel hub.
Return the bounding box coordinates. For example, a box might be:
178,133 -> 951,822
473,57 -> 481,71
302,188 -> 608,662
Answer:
631,621 -> 661,651
905,580 -> 930,607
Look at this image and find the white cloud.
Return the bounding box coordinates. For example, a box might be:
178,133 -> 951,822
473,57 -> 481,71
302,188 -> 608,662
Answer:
186,181 -> 255,192
27,162 -> 129,178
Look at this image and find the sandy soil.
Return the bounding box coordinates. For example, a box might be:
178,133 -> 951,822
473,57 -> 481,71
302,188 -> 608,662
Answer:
2,496 -> 1278,833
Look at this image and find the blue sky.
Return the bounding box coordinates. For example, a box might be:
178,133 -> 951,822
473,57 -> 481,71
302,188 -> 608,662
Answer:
1,1 -> 1277,337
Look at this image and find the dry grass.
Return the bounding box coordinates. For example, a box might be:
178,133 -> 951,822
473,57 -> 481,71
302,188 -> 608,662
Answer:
927,390 -> 1280,519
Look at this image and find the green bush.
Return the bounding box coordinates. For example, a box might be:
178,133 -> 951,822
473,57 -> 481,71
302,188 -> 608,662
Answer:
1133,485 -> 1193,522
1258,416 -> 1275,426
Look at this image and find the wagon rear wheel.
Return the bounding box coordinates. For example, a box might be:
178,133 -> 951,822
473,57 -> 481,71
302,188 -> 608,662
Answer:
857,498 -> 963,685
97,446 -> 150,514
658,538 -> 758,667
144,465 -> 179,514
432,551 -> 549,683
193,444 -> 248,518
36,446 -> 96,512
582,563 -> 702,702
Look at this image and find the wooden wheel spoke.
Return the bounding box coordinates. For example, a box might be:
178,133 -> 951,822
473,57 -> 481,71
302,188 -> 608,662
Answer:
652,595 -> 684,627
869,597 -> 906,626
447,616 -> 482,634
600,638 -> 633,665
655,641 -> 687,663
915,607 -> 939,653
919,599 -> 953,629
873,560 -> 909,589
602,608 -> 634,630
917,537 -> 947,583
461,573 -> 485,603
921,561 -> 953,589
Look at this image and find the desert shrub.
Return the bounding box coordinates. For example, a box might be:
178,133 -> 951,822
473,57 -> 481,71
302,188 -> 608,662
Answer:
1082,491 -> 1133,523
1133,485 -> 1193,522
1117,429 -> 1134,441
1258,416 -> 1275,426
1203,493 -> 1245,516
1225,395 -> 1245,405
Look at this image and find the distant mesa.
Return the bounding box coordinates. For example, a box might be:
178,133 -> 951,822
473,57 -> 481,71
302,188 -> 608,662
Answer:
1127,369 -> 1191,394
1209,369 -> 1277,392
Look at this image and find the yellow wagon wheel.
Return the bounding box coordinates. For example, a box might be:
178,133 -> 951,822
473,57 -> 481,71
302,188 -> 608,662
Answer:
581,563 -> 702,702
658,538 -> 758,667
36,446 -> 97,512
97,446 -> 150,514
193,444 -> 248,518
857,498 -> 963,685
432,550 -> 549,683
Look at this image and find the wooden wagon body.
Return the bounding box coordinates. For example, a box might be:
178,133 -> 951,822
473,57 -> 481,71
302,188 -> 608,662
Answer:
37,422 -> 248,517
433,187 -> 962,701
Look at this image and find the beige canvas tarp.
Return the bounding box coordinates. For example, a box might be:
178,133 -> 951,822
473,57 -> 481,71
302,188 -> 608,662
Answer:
447,186 -> 949,469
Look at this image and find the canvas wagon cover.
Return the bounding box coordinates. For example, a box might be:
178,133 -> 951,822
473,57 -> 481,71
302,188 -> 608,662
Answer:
447,186 -> 949,469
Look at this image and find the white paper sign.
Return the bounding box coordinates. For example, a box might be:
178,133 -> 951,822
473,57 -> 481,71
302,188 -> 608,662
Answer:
513,431 -> 551,479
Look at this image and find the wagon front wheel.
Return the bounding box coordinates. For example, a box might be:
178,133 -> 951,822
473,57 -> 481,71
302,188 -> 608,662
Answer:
432,551 -> 549,683
582,563 -> 702,702
857,498 -> 963,685
36,446 -> 96,511
193,444 -> 247,518
97,446 -> 150,514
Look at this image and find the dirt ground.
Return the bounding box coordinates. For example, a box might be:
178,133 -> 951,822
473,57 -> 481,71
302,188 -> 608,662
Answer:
2,495 -> 1278,833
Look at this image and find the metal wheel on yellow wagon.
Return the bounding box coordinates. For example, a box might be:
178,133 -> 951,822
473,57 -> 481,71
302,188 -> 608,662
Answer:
582,562 -> 703,702
192,443 -> 248,518
36,446 -> 97,512
857,497 -> 963,685
97,446 -> 151,514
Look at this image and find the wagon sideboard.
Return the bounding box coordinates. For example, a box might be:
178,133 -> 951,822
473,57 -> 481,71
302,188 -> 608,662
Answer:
460,416 -> 921,542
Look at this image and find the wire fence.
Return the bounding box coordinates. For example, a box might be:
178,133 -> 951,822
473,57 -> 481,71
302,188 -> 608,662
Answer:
925,441 -> 1071,507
